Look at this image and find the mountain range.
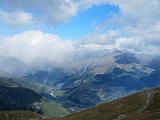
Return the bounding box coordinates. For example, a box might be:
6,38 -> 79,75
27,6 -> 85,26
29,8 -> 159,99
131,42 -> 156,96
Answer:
0,50 -> 160,118
21,51 -> 160,110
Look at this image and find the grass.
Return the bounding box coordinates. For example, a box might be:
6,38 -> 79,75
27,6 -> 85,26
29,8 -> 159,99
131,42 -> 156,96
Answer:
0,111 -> 41,120
47,88 -> 160,120
40,98 -> 70,117
1,88 -> 160,120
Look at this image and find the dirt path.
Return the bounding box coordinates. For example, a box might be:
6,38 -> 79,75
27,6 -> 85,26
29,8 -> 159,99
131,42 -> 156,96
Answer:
138,91 -> 155,112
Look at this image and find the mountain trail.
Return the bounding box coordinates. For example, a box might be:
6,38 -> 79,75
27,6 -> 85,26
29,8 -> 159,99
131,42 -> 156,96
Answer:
138,91 -> 156,112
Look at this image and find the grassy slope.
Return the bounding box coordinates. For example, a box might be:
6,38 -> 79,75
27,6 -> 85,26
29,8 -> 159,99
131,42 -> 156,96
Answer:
1,88 -> 160,120
47,88 -> 160,120
0,111 -> 41,120
40,99 -> 70,117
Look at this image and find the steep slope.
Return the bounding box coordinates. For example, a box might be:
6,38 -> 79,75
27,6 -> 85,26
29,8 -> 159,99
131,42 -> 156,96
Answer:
0,73 -> 71,117
0,85 -> 41,112
0,74 -> 42,113
47,88 -> 160,120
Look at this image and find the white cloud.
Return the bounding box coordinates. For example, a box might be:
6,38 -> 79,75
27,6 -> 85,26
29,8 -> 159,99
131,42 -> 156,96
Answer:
0,10 -> 35,26
0,0 -> 78,25
79,0 -> 160,55
0,30 -> 159,67
116,0 -> 160,24
78,0 -> 160,21
0,0 -> 160,64
0,0 -> 160,27
82,30 -> 119,45
74,0 -> 114,8
115,37 -> 145,52
0,31 -> 76,65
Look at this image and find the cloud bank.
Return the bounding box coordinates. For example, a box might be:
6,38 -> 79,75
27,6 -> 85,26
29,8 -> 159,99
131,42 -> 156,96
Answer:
0,0 -> 160,65
0,29 -> 159,66
0,0 -> 78,26
0,31 -> 76,65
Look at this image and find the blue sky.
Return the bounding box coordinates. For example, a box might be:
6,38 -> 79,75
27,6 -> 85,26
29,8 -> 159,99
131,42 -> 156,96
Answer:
52,4 -> 119,39
0,3 -> 119,39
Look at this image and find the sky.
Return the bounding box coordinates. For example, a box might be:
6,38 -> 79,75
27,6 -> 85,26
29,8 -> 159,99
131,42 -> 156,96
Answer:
0,0 -> 160,64
0,2 -> 119,39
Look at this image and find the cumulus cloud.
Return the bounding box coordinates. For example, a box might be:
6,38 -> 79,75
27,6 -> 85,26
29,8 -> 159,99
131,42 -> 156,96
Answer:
0,0 -> 160,65
0,31 -> 76,65
115,37 -> 145,52
0,30 -> 113,66
116,0 -> 160,24
78,0 -> 160,22
0,0 -> 159,27
0,30 -> 159,67
79,0 -> 160,54
0,0 -> 78,25
0,10 -> 35,26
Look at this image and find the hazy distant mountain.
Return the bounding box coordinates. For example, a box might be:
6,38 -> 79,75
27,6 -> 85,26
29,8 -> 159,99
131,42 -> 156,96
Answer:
114,52 -> 139,64
0,50 -> 159,115
148,56 -> 160,70
0,56 -> 29,76
20,50 -> 160,111
0,49 -> 159,118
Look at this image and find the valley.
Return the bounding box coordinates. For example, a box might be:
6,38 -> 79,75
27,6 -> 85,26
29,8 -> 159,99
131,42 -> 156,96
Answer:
0,87 -> 160,120
0,51 -> 160,119
0,0 -> 159,119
